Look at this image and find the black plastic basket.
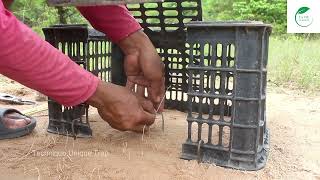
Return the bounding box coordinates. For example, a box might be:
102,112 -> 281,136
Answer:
42,3 -> 272,172
126,0 -> 202,111
43,24 -> 112,138
42,0 -> 202,137
181,21 -> 272,170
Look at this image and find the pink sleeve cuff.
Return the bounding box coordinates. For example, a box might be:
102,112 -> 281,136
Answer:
62,72 -> 99,107
77,5 -> 142,42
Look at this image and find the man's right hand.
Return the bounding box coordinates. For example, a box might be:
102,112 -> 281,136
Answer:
86,80 -> 155,132
118,30 -> 165,112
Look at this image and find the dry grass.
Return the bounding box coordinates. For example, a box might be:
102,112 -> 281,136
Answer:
268,37 -> 320,91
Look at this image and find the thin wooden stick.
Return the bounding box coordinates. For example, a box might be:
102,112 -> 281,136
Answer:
161,112 -> 165,132
141,125 -> 146,141
21,104 -> 48,116
155,89 -> 168,113
90,168 -> 97,180
155,86 -> 171,132
35,166 -> 41,180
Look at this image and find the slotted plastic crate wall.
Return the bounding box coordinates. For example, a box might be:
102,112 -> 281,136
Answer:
126,0 -> 202,111
43,0 -> 203,137
43,25 -> 112,138
181,21 -> 272,170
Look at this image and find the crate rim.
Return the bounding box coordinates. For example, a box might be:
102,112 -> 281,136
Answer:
185,21 -> 272,28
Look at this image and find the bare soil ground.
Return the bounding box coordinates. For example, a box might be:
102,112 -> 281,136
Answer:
0,75 -> 319,180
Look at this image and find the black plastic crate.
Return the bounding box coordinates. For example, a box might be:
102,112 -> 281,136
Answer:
181,21 -> 272,170
126,0 -> 202,111
42,0 -> 203,137
43,24 -> 112,138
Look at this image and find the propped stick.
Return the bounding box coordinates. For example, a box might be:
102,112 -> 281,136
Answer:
155,85 -> 170,132
161,112 -> 165,132
21,104 -> 48,116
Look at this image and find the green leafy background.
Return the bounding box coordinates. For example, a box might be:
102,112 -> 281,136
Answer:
10,0 -> 289,35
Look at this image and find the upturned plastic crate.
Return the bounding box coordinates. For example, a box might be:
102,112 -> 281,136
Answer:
181,21 -> 272,170
42,0 -> 203,137
43,24 -> 112,138
125,0 -> 202,111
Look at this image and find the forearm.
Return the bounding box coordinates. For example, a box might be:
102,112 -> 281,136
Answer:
77,5 -> 142,43
78,5 -> 164,107
0,2 -> 99,106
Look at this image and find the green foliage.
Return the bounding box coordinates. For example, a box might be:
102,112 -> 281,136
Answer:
232,0 -> 286,34
203,0 -> 287,34
10,0 -> 288,34
203,0 -> 234,20
11,0 -> 85,35
11,0 -> 58,34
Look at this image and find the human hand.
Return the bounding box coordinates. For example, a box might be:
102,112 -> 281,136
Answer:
87,81 -> 155,132
118,30 -> 165,112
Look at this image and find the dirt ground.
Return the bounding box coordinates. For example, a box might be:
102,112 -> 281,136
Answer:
0,75 -> 319,180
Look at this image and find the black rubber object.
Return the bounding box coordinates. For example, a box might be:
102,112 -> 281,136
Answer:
0,108 -> 36,140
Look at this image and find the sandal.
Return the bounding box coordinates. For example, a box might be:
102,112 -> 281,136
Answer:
0,108 -> 36,140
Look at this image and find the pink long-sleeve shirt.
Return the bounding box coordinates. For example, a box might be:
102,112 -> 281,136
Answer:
0,1 -> 141,106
